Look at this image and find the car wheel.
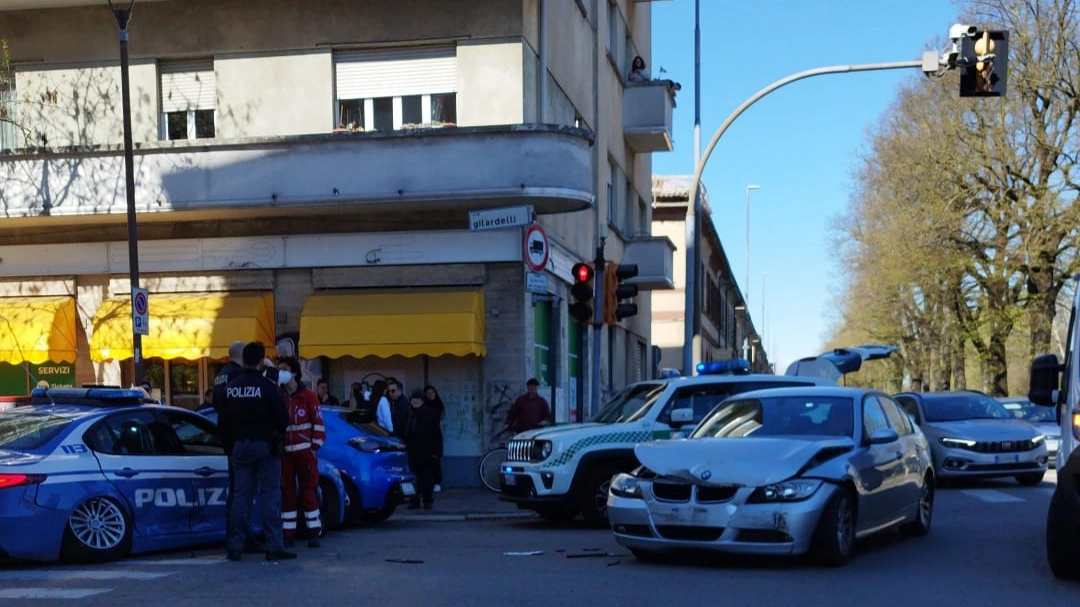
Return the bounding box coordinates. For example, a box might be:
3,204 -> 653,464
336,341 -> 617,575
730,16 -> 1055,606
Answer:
1016,471 -> 1046,486
61,496 -> 132,564
1047,485 -> 1080,580
342,477 -> 364,523
359,505 -> 396,523
810,488 -> 856,567
579,467 -> 618,528
319,477 -> 342,530
899,474 -> 934,537
534,505 -> 579,523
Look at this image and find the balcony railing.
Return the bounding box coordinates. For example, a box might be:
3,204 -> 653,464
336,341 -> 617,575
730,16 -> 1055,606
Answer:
623,82 -> 675,154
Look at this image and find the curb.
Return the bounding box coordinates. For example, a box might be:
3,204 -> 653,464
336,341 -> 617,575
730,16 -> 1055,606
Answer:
396,512 -> 538,523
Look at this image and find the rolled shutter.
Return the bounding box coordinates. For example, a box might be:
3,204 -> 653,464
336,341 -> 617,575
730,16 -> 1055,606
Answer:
159,59 -> 216,113
335,47 -> 457,100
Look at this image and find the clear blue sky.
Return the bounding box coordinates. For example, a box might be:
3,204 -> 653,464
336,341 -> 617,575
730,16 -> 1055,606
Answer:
650,0 -> 962,372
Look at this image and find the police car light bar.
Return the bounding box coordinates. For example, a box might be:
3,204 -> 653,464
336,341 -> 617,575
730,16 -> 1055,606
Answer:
30,387 -> 151,407
695,359 -> 752,375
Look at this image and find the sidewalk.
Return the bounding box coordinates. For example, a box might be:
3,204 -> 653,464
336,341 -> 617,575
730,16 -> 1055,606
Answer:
394,487 -> 538,522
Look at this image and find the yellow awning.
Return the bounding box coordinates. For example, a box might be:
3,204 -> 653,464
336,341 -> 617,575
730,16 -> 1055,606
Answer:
0,296 -> 77,364
299,290 -> 486,359
90,291 -> 275,362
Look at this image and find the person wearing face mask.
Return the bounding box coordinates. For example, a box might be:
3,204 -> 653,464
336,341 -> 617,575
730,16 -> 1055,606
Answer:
275,357 -> 326,548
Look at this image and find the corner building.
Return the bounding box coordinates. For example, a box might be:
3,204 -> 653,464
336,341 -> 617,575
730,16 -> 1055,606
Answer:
0,0 -> 676,486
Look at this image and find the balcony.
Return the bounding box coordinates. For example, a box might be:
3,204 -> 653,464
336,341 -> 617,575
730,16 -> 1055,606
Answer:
623,236 -> 676,290
0,124 -> 595,226
623,82 -> 674,154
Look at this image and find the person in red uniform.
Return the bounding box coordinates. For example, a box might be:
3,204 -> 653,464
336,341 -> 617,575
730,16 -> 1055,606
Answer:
504,378 -> 551,434
275,357 -> 326,548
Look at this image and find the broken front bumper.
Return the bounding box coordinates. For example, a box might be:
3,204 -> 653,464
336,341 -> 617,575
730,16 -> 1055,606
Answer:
607,483 -> 836,557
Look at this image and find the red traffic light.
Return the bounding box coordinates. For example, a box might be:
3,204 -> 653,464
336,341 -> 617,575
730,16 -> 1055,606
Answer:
572,262 -> 593,283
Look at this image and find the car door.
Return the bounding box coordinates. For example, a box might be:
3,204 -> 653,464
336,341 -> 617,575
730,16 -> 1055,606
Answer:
878,395 -> 924,508
852,396 -> 906,529
84,410 -> 194,537
159,409 -> 230,536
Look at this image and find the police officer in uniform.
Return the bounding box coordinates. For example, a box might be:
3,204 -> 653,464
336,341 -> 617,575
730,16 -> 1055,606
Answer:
218,341 -> 296,562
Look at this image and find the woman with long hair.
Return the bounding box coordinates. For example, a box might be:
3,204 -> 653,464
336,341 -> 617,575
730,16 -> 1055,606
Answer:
424,384 -> 445,490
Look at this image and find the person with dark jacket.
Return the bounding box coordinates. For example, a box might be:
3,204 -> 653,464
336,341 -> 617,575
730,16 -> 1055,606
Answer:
403,389 -> 443,510
217,341 -> 295,562
212,342 -> 250,547
424,384 -> 446,491
386,378 -> 410,439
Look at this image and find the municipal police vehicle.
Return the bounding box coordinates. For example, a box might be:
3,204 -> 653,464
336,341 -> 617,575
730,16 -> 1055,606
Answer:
499,346 -> 896,527
0,387 -> 236,563
1027,275 -> 1080,579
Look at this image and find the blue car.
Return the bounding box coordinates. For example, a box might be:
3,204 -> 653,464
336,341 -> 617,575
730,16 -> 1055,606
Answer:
0,388 -> 235,563
198,409 -> 347,534
317,406 -> 416,523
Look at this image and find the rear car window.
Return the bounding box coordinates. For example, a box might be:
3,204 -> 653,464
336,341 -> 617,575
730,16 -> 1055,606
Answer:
0,413 -> 73,451
658,380 -> 818,425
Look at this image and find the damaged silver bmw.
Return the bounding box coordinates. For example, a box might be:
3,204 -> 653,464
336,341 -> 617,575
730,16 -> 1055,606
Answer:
607,385 -> 935,566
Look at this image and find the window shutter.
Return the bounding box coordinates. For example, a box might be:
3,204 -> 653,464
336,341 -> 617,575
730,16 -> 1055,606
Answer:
335,47 -> 457,100
159,59 -> 216,113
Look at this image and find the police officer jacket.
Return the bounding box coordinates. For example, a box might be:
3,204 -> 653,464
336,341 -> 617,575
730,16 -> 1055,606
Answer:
218,368 -> 288,446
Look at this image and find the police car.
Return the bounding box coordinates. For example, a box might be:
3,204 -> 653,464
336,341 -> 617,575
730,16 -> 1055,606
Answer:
0,387 -> 237,563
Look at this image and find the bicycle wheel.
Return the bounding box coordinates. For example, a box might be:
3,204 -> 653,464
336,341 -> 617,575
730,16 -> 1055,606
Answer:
479,447 -> 509,493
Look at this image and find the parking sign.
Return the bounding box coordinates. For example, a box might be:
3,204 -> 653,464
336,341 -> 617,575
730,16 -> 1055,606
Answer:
132,287 -> 149,336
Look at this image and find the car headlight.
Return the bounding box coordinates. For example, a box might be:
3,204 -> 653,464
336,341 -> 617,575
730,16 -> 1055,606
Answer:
609,473 -> 643,499
940,437 -> 976,449
747,479 -> 822,503
531,440 -> 553,462
1032,434 -> 1046,444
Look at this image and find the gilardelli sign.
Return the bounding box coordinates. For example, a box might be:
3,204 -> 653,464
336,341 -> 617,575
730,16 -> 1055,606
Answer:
468,205 -> 534,231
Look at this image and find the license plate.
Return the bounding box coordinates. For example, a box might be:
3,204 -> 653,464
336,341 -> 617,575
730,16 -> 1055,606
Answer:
994,454 -> 1021,464
400,482 -> 416,496
503,473 -> 517,486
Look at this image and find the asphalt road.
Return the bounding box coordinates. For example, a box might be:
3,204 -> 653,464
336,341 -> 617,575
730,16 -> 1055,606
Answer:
3,470 -> 1077,607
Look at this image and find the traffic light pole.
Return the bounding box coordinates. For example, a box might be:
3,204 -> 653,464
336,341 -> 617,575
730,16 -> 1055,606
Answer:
590,238 -> 606,419
681,59 -> 923,374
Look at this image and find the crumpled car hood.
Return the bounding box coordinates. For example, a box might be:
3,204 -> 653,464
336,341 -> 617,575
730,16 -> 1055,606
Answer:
634,437 -> 854,487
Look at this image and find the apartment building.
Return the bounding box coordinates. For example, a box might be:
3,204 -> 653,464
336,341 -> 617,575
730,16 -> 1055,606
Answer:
650,175 -> 768,374
0,0 -> 675,486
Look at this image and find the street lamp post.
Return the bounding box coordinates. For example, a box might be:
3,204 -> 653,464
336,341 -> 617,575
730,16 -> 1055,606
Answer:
744,184 -> 760,314
108,0 -> 144,385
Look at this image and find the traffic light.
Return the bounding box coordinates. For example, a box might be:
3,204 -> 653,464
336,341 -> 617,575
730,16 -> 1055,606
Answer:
603,262 -> 639,324
959,29 -> 1008,97
569,262 -> 594,324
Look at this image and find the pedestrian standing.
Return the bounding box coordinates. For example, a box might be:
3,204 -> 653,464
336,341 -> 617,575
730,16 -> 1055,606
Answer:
403,389 -> 443,510
276,357 -> 326,548
386,378 -> 410,439
217,342 -> 296,562
504,378 -> 551,434
423,384 -> 446,491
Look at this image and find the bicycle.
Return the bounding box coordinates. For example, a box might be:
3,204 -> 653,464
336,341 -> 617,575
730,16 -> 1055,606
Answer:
478,427 -> 514,493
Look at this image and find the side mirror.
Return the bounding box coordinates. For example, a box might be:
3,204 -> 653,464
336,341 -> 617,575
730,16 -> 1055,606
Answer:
869,427 -> 899,445
1028,353 -> 1063,407
669,408 -> 694,427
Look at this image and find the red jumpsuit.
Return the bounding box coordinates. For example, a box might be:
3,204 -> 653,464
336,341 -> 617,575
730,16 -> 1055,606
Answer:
281,385 -> 326,540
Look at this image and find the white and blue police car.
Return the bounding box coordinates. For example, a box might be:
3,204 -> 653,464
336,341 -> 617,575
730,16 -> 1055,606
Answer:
0,386 -> 233,563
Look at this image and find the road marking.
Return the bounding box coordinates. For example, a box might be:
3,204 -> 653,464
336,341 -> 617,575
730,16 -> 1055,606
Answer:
0,588 -> 111,599
0,570 -> 173,581
135,558 -> 223,566
959,489 -> 1025,503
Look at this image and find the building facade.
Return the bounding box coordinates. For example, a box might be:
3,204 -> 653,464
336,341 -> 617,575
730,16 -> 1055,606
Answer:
0,0 -> 675,486
650,175 -> 769,374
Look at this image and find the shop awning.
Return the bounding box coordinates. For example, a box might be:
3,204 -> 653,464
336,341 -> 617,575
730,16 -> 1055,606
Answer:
0,296 -> 78,364
90,291 -> 275,361
299,290 -> 486,359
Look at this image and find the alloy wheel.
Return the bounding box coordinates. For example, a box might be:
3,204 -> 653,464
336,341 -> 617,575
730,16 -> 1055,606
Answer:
69,498 -> 126,551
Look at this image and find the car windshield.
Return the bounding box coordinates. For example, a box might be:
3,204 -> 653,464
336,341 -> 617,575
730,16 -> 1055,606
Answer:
923,394 -> 1013,422
0,412 -> 73,451
1002,402 -> 1056,423
690,395 -> 855,439
339,409 -> 393,436
593,383 -> 666,424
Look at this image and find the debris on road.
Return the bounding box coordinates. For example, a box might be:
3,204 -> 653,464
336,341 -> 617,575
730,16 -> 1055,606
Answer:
503,550 -> 544,556
386,558 -> 425,564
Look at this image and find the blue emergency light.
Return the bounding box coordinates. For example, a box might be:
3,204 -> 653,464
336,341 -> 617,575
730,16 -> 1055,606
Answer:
695,359 -> 751,376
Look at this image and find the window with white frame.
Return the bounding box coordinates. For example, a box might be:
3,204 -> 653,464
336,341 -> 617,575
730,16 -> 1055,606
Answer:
334,47 -> 458,131
0,72 -> 17,150
159,59 -> 216,141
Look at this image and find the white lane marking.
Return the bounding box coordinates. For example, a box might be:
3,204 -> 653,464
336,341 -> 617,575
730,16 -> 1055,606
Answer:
0,588 -> 111,599
959,489 -> 1025,503
0,570 -> 173,581
136,558 -> 223,566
